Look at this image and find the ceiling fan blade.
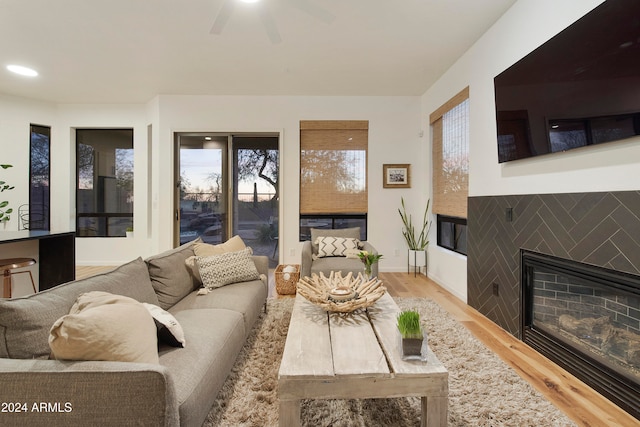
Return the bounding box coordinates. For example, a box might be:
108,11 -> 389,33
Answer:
257,5 -> 282,44
290,0 -> 335,24
210,0 -> 235,35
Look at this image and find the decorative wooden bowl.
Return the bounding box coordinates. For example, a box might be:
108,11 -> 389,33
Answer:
296,271 -> 386,313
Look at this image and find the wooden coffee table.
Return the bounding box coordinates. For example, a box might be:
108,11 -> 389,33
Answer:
278,292 -> 448,426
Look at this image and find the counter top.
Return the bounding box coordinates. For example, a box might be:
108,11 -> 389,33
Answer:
0,230 -> 75,244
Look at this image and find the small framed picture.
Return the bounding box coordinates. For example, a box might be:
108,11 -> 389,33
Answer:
383,164 -> 410,188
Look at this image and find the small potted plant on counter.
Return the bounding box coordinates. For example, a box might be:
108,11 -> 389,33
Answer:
397,309 -> 427,361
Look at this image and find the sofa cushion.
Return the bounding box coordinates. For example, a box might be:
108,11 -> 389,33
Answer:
49,291 -> 159,364
158,308 -> 246,427
196,248 -> 259,289
310,227 -> 361,255
0,257 -> 158,359
143,302 -> 186,348
315,236 -> 360,258
311,256 -> 367,278
146,238 -> 201,310
169,279 -> 267,337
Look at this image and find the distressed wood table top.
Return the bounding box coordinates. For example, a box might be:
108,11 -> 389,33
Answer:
278,292 -> 448,426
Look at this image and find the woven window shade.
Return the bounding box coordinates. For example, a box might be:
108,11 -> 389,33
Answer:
430,88 -> 469,219
300,121 -> 368,215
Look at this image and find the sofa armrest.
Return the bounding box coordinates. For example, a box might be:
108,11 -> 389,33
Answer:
0,358 -> 179,427
300,241 -> 313,278
251,255 -> 268,278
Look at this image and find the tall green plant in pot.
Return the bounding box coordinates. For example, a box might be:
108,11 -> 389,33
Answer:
398,197 -> 431,267
0,164 -> 14,223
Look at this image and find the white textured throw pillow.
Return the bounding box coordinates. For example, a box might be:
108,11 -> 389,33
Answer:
315,236 -> 361,258
196,247 -> 260,289
142,303 -> 186,348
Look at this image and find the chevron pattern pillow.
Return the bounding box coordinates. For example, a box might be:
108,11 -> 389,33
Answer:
196,247 -> 260,289
315,236 -> 360,258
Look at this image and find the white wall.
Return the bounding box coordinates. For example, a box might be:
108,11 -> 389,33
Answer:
155,95 -> 425,270
54,103 -> 154,264
420,0 -> 640,302
0,94 -> 56,230
1,94 -> 425,270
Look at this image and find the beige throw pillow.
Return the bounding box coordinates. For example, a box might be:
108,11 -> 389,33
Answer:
194,235 -> 247,257
49,291 -> 159,364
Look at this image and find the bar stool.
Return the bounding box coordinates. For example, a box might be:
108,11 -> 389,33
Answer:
1,258 -> 37,299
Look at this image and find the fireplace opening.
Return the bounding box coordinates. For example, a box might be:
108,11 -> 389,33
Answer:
521,250 -> 640,420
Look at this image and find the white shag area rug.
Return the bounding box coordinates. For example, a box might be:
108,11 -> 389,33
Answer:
204,297 -> 577,427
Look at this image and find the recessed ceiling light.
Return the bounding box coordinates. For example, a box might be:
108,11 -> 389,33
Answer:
6,64 -> 38,77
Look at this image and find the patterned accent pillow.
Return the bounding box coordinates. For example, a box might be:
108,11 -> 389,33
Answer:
196,247 -> 260,289
314,236 -> 361,258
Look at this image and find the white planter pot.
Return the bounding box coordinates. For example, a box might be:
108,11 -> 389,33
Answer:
126,231 -> 134,238
408,249 -> 426,266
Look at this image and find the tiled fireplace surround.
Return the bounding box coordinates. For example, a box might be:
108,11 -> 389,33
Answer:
467,190 -> 640,337
468,191 -> 640,418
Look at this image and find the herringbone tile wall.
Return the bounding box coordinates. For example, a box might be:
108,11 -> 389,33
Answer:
468,191 -> 640,336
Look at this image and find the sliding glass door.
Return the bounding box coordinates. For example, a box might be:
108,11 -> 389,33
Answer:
175,132 -> 279,267
176,133 -> 228,245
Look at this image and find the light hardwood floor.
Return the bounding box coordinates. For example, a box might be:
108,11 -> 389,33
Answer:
75,266 -> 638,427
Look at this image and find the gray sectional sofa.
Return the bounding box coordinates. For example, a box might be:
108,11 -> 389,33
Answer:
0,238 -> 268,427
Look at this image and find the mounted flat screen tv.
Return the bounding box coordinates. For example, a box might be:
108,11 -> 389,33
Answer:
494,0 -> 640,163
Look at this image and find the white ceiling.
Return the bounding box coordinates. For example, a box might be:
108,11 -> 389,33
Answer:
0,0 -> 517,104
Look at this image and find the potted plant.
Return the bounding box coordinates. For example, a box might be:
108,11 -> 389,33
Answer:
0,164 -> 14,224
126,227 -> 134,238
357,250 -> 383,280
397,309 -> 426,360
398,197 -> 431,267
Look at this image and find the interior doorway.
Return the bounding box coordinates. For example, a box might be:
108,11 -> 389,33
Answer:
175,132 -> 279,267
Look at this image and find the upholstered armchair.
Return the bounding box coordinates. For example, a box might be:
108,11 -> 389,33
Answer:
300,227 -> 379,279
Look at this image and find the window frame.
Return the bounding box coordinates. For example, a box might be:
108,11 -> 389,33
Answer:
436,214 -> 467,256
75,128 -> 134,237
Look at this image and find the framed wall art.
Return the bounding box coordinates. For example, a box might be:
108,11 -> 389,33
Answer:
383,164 -> 410,188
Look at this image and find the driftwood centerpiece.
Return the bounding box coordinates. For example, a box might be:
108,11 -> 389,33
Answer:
296,271 -> 386,313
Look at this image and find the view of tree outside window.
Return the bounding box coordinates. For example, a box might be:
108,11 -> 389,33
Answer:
28,124 -> 50,230
76,129 -> 133,237
299,121 -> 369,240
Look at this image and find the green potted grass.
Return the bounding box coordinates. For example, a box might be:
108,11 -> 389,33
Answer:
397,309 -> 426,359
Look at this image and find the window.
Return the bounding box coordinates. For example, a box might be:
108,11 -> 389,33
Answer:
27,124 -> 50,230
299,120 -> 368,240
437,215 -> 467,255
430,87 -> 469,255
76,129 -> 133,237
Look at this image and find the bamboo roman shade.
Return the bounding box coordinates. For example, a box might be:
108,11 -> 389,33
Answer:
300,120 -> 368,215
430,87 -> 469,219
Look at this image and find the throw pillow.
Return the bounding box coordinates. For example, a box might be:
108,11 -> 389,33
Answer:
196,247 -> 260,289
142,303 -> 186,348
48,291 -> 159,364
315,236 -> 361,258
186,235 -> 251,285
194,235 -> 248,257
345,248 -> 362,259
146,238 -> 201,310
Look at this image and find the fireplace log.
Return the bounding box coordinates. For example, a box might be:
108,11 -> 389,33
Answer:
559,314 -> 640,369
